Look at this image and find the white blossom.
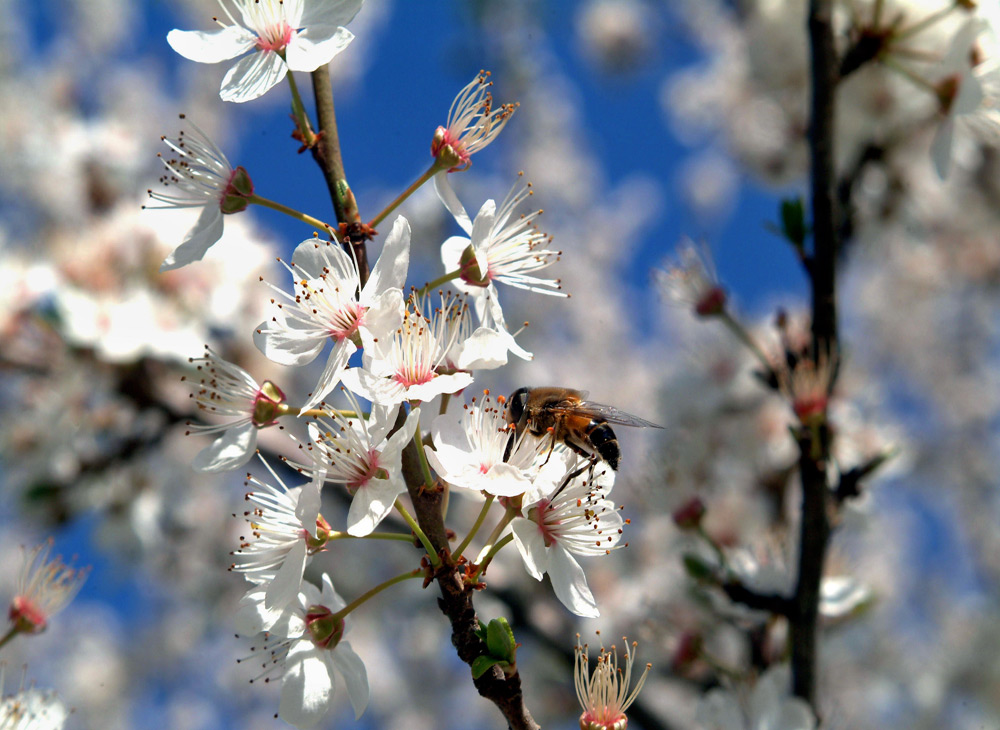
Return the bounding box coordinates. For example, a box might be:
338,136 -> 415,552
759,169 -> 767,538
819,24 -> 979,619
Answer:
239,574 -> 369,728
255,216 -> 410,413
510,455 -> 622,617
424,390 -> 548,497
431,71 -> 517,171
145,117 -> 249,271
696,665 -> 816,730
182,346 -> 286,473
168,0 -> 364,103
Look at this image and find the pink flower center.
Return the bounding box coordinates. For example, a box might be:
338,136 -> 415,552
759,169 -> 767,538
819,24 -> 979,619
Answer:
255,22 -> 295,53
532,500 -> 559,548
9,595 -> 47,633
393,366 -> 434,388
348,450 -> 386,490
329,303 -> 364,341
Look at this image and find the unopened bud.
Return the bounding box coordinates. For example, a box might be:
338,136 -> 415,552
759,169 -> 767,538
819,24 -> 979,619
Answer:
672,497 -> 706,530
694,286 -> 727,317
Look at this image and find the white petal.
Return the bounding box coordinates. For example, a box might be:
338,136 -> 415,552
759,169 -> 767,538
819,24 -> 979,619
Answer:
548,546 -> 599,617
220,51 -> 288,103
234,583 -> 279,634
455,326 -> 510,370
159,206 -> 224,272
295,469 -> 324,530
360,287 -> 405,341
279,642 -> 335,728
331,641 -> 370,719
299,341 -> 355,413
341,367 -> 404,404
346,474 -> 405,536
367,402 -> 402,445
468,199 -> 497,266
286,27 -> 354,71
192,423 -> 257,473
301,0 -> 364,28
167,26 -> 255,64
265,540 -> 309,611
382,406 -> 420,459
931,117 -> 956,179
363,216 -> 411,303
254,318 -> 326,366
292,237 -> 353,278
405,372 -> 474,403
511,518 -> 548,581
775,699 -> 818,730
480,463 -> 531,497
434,172 -> 473,234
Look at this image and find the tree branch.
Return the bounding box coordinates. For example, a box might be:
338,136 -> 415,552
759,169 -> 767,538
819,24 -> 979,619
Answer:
310,65 -> 370,286
400,424 -> 540,730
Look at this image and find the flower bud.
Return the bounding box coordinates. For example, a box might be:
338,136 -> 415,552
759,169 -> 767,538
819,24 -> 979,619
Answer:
672,496 -> 706,530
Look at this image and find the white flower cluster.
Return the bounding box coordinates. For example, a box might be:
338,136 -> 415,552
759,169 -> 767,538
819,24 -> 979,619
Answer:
155,4 -> 628,725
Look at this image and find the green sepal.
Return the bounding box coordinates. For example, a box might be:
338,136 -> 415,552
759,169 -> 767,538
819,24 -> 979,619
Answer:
779,197 -> 807,249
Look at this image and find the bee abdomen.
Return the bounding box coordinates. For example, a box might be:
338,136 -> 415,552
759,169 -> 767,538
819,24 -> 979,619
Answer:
587,421 -> 620,471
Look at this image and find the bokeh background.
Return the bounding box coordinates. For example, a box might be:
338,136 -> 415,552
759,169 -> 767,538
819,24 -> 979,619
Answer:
2,0 -> 999,728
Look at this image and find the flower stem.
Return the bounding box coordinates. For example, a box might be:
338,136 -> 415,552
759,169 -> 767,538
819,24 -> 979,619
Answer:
248,194 -> 340,240
394,498 -> 441,567
333,568 -> 423,621
474,506 -> 518,567
0,626 -> 18,652
417,269 -> 463,296
453,495 -> 495,558
473,533 -> 514,581
329,531 -> 416,542
412,417 -> 436,490
719,311 -> 773,374
286,70 -> 316,147
368,161 -> 446,230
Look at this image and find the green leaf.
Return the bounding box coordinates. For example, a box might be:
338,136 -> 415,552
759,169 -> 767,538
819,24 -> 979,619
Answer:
485,617 -> 517,662
682,553 -> 715,582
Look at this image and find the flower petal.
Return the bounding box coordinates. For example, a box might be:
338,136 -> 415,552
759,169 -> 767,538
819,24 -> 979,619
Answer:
167,26 -> 255,64
279,642 -> 335,728
331,641 -> 370,720
548,546 -> 599,617
192,423 -> 256,473
363,216 -> 411,303
265,540 -> 309,612
220,51 -> 288,103
159,205 -> 224,272
254,318 -> 327,366
511,518 -> 547,581
299,340 -> 356,413
405,372 -> 474,403
434,172 -> 473,234
346,474 -> 406,536
286,27 -> 355,71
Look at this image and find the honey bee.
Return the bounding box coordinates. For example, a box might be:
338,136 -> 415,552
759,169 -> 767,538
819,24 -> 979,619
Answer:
505,387 -> 663,471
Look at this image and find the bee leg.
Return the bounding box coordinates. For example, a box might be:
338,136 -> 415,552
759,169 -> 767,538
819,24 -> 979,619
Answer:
502,427 -> 516,463
550,458 -> 593,501
539,428 -> 557,467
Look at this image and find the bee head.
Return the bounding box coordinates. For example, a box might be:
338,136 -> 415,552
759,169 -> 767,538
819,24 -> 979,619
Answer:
507,387 -> 530,429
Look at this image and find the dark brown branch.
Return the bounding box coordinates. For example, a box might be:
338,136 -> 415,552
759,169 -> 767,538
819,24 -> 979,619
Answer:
791,0 -> 840,713
309,65 -> 370,286
400,426 -> 540,730
722,582 -> 794,616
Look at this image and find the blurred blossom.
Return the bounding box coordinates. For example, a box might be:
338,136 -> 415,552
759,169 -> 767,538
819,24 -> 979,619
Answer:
696,664 -> 815,730
7,540 -> 88,636
0,666 -> 68,730
576,0 -> 657,74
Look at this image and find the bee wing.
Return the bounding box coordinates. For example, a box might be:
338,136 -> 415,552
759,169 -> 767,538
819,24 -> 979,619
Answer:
564,401 -> 664,429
